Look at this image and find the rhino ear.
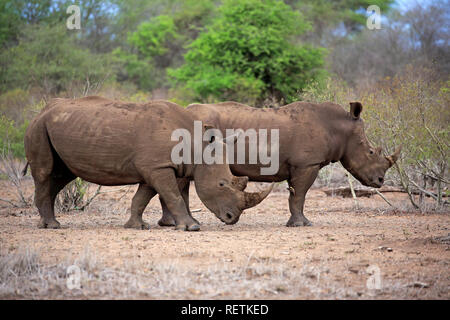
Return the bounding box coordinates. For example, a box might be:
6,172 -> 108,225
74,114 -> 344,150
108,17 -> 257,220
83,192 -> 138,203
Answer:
203,123 -> 217,143
349,102 -> 363,120
203,124 -> 215,131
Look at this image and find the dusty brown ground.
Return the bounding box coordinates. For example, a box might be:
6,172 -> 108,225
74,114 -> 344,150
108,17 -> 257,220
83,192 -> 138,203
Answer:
0,179 -> 449,299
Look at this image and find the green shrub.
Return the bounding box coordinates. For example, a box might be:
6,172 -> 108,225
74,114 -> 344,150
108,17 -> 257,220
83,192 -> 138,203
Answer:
0,116 -> 27,159
169,0 -> 326,106
0,24 -> 114,96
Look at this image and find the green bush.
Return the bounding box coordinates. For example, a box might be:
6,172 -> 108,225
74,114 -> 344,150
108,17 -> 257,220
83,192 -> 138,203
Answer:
169,0 -> 326,106
0,24 -> 113,95
0,88 -> 31,124
0,116 -> 27,159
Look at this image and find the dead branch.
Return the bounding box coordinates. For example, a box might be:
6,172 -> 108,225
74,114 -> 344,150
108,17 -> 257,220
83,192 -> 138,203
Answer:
322,185 -> 447,199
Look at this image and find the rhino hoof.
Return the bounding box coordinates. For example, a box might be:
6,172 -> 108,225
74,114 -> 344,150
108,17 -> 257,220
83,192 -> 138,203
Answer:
286,218 -> 312,227
188,224 -> 200,231
38,219 -> 61,229
124,220 -> 151,230
158,218 -> 176,227
175,224 -> 200,232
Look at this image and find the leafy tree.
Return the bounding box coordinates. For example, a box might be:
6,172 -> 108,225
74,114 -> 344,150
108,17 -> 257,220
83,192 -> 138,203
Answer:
115,0 -> 215,90
0,24 -> 113,95
112,47 -> 154,90
169,0 -> 325,105
0,0 -> 60,47
0,115 -> 28,158
129,15 -> 179,66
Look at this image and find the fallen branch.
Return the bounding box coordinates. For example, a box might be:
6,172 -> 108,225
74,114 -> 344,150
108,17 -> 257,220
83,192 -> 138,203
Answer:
346,172 -> 359,208
323,186 -> 447,199
375,189 -> 395,207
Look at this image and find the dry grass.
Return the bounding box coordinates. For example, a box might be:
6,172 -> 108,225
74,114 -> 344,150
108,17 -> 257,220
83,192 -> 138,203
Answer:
0,155 -> 31,208
0,245 -> 447,299
0,179 -> 448,300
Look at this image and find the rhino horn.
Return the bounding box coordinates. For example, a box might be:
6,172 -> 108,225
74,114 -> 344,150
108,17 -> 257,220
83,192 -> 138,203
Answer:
239,183 -> 274,211
386,146 -> 402,167
232,176 -> 249,191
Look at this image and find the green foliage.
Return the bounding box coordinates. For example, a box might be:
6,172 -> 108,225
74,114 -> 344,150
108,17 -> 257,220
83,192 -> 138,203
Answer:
129,15 -> 178,58
112,48 -> 154,90
0,24 -> 113,95
0,0 -> 22,47
115,0 -> 216,91
169,0 -> 326,105
0,89 -> 31,123
0,0 -> 59,47
0,116 -> 27,158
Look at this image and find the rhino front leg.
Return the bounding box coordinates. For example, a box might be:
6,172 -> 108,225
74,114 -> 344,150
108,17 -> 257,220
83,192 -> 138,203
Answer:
286,165 -> 320,227
124,184 -> 156,230
159,199 -> 176,227
159,178 -> 199,227
151,169 -> 200,231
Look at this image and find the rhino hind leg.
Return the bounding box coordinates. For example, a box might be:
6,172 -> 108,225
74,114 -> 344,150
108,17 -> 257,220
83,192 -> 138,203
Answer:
35,178 -> 61,229
35,173 -> 74,228
30,131 -> 75,229
286,166 -> 319,227
124,184 -> 156,230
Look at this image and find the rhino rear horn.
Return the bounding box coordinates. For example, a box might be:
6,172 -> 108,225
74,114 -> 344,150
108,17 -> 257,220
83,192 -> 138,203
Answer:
386,146 -> 402,167
232,176 -> 249,191
240,183 -> 274,211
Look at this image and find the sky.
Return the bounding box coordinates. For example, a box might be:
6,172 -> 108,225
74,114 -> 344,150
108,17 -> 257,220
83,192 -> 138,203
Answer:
395,0 -> 444,11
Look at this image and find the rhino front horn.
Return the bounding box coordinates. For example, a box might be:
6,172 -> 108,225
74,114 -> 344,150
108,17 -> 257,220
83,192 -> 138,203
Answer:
386,146 -> 402,167
240,183 -> 274,211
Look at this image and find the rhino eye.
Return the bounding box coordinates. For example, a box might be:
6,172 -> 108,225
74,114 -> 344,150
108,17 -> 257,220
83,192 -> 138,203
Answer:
369,150 -> 374,155
219,181 -> 226,187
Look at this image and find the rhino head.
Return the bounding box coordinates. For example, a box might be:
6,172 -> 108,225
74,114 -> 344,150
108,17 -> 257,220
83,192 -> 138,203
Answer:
193,134 -> 273,225
340,102 -> 401,188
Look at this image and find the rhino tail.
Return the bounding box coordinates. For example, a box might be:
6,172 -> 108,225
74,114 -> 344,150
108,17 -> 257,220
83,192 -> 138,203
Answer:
22,162 -> 29,176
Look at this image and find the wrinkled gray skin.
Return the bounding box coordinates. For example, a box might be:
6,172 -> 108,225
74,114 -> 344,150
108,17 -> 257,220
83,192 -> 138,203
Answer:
158,101 -> 401,227
23,97 -> 272,231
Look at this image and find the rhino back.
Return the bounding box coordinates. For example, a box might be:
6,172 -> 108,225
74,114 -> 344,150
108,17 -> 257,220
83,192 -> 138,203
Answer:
38,97 -> 190,185
187,101 -> 350,180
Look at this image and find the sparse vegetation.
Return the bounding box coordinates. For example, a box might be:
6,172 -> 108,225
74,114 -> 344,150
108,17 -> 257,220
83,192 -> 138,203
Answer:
302,67 -> 449,212
0,0 -> 448,301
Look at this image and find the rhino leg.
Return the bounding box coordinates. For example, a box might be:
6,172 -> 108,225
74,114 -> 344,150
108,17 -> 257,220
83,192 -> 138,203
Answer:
150,169 -> 200,231
124,184 -> 156,230
158,199 -> 176,226
286,165 -> 319,227
158,178 -> 199,227
30,136 -> 75,229
35,177 -> 71,229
